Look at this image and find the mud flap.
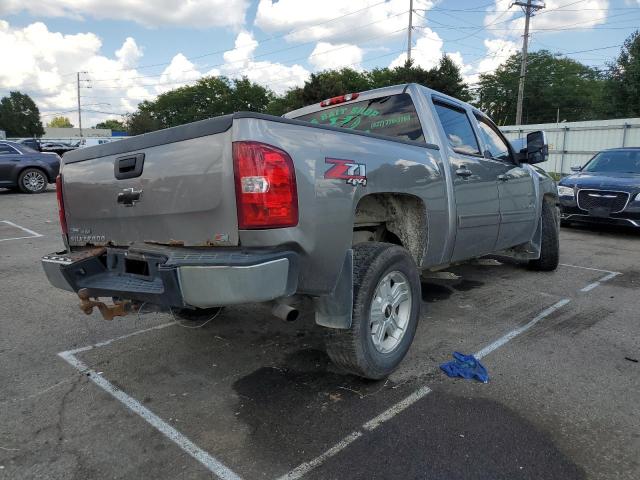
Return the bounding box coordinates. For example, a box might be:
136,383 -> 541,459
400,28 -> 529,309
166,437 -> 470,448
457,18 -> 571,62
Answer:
313,250 -> 353,329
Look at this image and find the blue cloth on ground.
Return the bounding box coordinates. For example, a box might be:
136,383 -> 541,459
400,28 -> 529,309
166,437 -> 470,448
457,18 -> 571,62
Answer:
440,352 -> 489,383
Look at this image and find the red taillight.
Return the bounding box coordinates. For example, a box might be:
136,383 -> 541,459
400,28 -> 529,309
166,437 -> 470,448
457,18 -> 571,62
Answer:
320,92 -> 359,107
55,174 -> 68,236
233,141 -> 298,229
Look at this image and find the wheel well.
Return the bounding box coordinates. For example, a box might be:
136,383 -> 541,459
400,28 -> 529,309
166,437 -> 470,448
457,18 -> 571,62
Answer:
353,193 -> 427,265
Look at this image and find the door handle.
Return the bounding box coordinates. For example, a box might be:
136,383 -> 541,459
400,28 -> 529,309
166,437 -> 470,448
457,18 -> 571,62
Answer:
114,153 -> 145,180
456,166 -> 473,178
498,174 -> 510,182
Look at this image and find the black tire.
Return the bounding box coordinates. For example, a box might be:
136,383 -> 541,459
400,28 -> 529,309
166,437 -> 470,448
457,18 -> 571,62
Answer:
18,168 -> 48,194
325,242 -> 421,379
528,201 -> 560,271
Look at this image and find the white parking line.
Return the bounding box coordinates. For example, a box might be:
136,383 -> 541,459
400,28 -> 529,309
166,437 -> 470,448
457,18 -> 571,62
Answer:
278,298 -> 572,480
58,351 -> 242,480
579,272 -> 620,293
278,264 -> 621,479
277,431 -> 363,480
0,220 -> 43,242
58,321 -> 242,480
63,321 -> 177,356
474,298 -> 571,359
560,263 -> 619,275
362,386 -> 432,431
55,262 -> 620,480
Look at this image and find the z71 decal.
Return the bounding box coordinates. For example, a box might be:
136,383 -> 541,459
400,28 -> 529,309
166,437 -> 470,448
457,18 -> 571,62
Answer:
324,158 -> 367,186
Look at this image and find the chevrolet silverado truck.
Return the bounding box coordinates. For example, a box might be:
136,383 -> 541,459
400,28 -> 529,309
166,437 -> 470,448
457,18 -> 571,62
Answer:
42,84 -> 559,379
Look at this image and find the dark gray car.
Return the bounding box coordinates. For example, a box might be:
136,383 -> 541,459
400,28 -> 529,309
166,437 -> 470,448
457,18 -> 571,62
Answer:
0,140 -> 60,193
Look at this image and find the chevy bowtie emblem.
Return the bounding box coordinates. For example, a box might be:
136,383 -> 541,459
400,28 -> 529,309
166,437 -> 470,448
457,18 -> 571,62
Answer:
117,188 -> 143,207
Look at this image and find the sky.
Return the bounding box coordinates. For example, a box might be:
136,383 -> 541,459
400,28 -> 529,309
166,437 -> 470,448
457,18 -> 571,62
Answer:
0,0 -> 638,129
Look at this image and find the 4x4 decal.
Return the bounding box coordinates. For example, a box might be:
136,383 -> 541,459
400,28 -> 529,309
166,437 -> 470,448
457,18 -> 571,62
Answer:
324,158 -> 367,186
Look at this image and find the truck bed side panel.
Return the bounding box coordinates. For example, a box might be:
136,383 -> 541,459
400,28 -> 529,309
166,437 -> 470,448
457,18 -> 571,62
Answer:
232,117 -> 448,295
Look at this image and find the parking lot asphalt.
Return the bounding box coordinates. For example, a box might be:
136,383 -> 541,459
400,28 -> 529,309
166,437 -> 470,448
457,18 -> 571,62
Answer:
1,187 -> 639,480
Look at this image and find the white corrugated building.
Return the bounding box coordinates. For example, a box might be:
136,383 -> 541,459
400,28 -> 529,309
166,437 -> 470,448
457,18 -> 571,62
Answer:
501,118 -> 640,174
43,127 -> 111,139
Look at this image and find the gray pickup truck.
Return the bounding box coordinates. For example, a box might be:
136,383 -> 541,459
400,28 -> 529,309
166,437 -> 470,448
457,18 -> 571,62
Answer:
42,83 -> 559,379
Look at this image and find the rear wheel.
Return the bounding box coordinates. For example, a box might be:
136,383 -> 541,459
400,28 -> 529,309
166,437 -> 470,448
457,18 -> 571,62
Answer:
18,168 -> 48,193
325,242 -> 421,379
529,200 -> 560,271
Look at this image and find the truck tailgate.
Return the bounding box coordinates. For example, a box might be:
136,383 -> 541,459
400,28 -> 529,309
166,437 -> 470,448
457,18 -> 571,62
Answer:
61,116 -> 238,247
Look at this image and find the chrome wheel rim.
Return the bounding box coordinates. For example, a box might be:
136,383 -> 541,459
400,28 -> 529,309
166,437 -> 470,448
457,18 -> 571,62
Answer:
23,171 -> 45,192
370,271 -> 412,354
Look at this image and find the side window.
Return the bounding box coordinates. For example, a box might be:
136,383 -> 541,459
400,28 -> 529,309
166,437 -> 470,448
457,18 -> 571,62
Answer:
0,144 -> 18,155
433,102 -> 481,156
475,116 -> 512,162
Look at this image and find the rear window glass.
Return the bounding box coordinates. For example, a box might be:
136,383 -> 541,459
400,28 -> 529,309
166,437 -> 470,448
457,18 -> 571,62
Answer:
293,93 -> 426,144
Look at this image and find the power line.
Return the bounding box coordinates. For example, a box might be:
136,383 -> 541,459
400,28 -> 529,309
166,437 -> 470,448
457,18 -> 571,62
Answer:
82,26 -> 409,90
80,0 -> 393,76
39,47 -> 408,118
87,10 -> 410,84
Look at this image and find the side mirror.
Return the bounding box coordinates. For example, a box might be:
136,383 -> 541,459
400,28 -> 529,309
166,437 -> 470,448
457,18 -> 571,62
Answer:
570,165 -> 582,172
524,131 -> 548,164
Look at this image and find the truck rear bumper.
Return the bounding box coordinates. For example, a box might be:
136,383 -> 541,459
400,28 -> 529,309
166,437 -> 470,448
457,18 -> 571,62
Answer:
41,246 -> 299,309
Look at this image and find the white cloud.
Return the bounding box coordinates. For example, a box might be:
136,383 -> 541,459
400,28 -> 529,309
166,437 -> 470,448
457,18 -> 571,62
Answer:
484,0 -> 516,30
223,31 -> 259,67
220,32 -> 310,94
0,21 -> 100,94
0,0 -> 249,29
115,37 -> 143,69
309,42 -> 363,71
389,27 -> 445,70
485,0 -> 609,38
255,0 -> 435,44
0,21 -> 155,128
155,54 -> 202,94
464,38 -> 519,84
0,21 -> 313,131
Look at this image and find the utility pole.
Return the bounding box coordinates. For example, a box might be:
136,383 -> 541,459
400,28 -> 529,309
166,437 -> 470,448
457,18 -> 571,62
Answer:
513,0 -> 544,125
76,72 -> 83,138
407,0 -> 414,63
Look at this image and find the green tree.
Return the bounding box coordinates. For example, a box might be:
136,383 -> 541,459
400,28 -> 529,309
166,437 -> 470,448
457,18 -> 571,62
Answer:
47,116 -> 74,128
126,76 -> 274,133
475,50 -> 605,125
95,119 -> 126,131
300,68 -> 372,106
425,56 -> 471,102
271,58 -> 471,117
0,91 -> 45,137
370,57 -> 470,101
605,30 -> 640,118
266,87 -> 305,116
125,108 -> 159,136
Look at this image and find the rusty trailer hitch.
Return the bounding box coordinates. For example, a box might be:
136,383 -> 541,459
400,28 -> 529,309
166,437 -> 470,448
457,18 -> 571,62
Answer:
78,288 -> 137,320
